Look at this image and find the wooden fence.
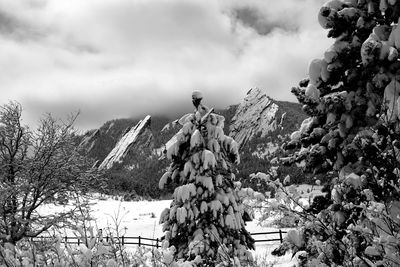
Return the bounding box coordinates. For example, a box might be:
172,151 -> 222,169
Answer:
251,230 -> 286,243
32,230 -> 287,248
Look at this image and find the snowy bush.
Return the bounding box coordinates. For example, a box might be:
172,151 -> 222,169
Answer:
0,200 -> 168,267
0,235 -> 172,267
243,176 -> 302,229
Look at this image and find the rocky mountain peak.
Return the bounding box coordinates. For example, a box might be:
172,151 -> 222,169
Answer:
229,88 -> 279,146
77,89 -> 307,197
98,115 -> 152,170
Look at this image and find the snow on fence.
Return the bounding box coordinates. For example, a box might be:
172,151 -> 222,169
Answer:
32,230 -> 287,248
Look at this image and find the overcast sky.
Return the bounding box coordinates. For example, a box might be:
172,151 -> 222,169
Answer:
0,0 -> 331,132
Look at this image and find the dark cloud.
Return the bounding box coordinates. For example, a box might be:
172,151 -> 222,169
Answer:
230,6 -> 298,35
0,10 -> 19,34
0,9 -> 43,40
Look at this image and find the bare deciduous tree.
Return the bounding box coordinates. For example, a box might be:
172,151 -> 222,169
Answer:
0,101 -> 99,244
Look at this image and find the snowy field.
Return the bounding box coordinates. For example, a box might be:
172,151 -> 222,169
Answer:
41,198 -> 294,265
87,198 -> 295,266
41,184 -> 324,266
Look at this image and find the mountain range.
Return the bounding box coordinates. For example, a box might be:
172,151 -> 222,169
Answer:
78,88 -> 308,198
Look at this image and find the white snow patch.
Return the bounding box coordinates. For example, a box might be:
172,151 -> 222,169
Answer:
161,123 -> 171,133
106,122 -> 115,134
161,119 -> 179,133
279,112 -> 286,128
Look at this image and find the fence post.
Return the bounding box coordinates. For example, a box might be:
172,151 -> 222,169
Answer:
106,236 -> 109,243
122,236 -> 124,246
65,236 -> 68,244
156,238 -> 159,248
279,230 -> 283,243
78,238 -> 80,246
138,236 -> 141,247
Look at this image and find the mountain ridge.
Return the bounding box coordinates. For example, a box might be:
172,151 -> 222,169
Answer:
78,88 -> 308,197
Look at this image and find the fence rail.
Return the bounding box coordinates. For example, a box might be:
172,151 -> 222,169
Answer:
251,230 -> 286,243
32,230 -> 287,248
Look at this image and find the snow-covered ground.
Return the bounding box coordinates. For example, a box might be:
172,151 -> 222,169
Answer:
87,198 -> 294,266
41,184 -> 324,266
40,198 -> 293,265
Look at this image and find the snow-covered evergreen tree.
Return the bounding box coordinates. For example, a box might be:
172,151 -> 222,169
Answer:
159,91 -> 254,266
281,0 -> 400,266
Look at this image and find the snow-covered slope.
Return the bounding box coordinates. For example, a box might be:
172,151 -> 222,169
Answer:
79,129 -> 100,154
99,115 -> 152,170
229,88 -> 279,146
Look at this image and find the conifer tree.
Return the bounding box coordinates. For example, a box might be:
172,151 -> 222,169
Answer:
159,91 -> 254,266
281,0 -> 400,266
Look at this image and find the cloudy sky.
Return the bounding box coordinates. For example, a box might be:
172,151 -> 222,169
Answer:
0,0 -> 331,131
